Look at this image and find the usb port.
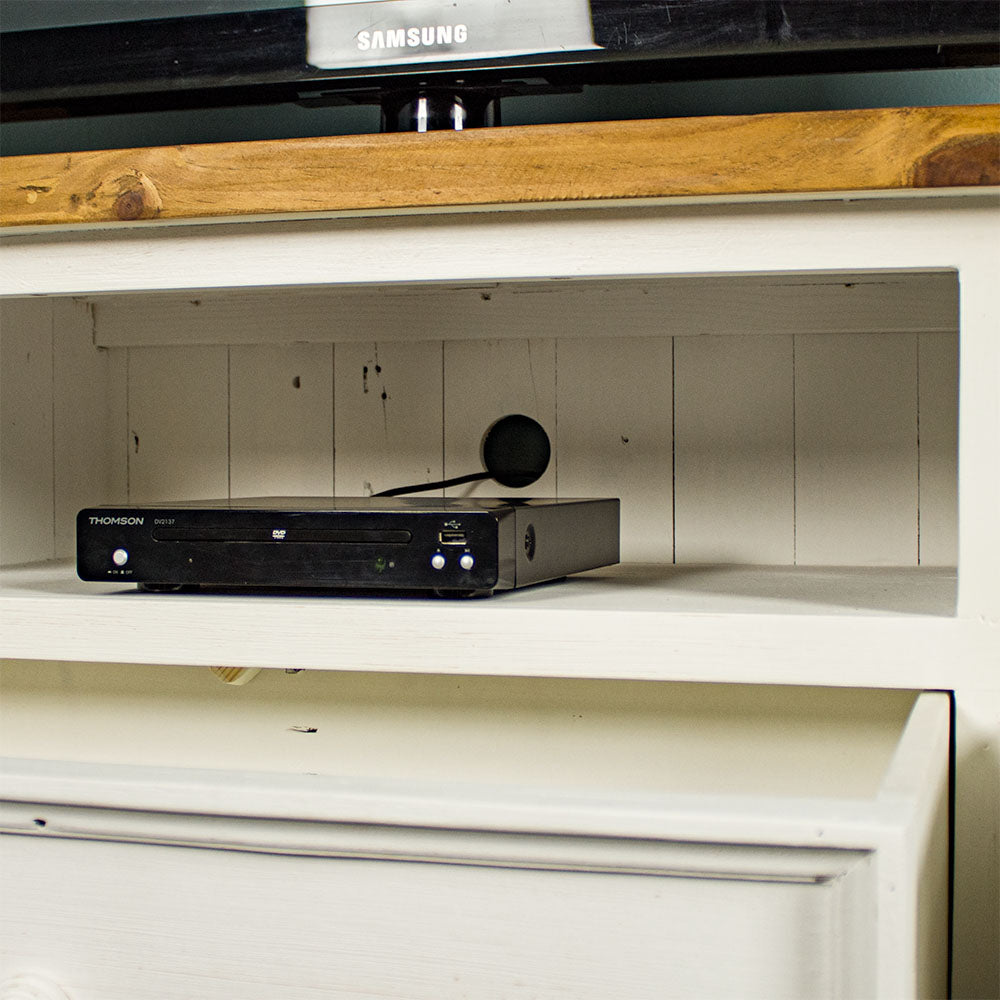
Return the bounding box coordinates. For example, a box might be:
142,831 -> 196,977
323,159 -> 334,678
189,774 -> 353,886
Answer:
438,530 -> 468,546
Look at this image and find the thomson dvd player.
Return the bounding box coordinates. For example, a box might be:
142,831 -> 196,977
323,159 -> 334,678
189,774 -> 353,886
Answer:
77,497 -> 619,596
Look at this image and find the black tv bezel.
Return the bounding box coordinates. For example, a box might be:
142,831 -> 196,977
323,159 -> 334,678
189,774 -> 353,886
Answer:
2,0 -> 997,122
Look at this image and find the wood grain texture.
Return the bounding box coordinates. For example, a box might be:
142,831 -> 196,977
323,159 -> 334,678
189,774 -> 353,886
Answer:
1,105 -> 997,229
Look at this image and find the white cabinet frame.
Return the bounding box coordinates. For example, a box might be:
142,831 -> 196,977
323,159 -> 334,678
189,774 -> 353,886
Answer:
2,183 -> 998,995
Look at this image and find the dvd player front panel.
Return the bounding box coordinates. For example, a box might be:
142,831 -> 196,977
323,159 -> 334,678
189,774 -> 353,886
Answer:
77,505 -> 510,593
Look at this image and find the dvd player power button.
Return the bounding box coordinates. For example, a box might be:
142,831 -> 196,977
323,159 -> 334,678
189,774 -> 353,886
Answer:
112,548 -> 129,567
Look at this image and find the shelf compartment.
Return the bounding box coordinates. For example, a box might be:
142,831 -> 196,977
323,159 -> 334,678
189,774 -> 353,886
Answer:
0,270 -> 960,569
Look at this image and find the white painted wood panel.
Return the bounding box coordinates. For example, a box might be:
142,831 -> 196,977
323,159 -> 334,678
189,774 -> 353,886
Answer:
334,341 -> 443,496
88,272 -> 959,348
951,685 -> 1000,997
229,343 -> 333,498
1,564 -> 979,687
444,338 -> 556,498
0,662 -> 916,798
0,201 -> 985,300
126,346 -> 229,504
0,298 -> 53,566
556,337 -> 673,562
674,335 -> 795,564
917,332 -> 959,566
883,691 -> 953,999
51,299 -> 118,559
0,833 -> 851,1000
102,347 -> 129,513
794,334 -> 918,566
953,249 -> 1000,622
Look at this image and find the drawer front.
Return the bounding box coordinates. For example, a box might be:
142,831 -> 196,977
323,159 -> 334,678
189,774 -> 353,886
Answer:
0,683 -> 950,998
1,832 -> 864,1000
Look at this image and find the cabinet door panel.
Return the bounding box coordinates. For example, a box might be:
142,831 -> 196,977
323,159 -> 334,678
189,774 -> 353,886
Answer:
0,833 -> 854,1000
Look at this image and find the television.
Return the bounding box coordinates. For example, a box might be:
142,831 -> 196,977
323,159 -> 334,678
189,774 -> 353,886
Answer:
2,1 -> 997,130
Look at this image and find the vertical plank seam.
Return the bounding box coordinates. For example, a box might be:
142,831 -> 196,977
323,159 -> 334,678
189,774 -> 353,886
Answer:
125,347 -> 131,502
226,346 -> 232,500
670,336 -> 676,565
792,333 -> 798,566
89,300 -> 110,510
526,339 -> 537,416
554,338 -> 559,499
440,340 -> 447,495
330,343 -> 336,496
49,300 -> 57,560
916,335 -> 922,566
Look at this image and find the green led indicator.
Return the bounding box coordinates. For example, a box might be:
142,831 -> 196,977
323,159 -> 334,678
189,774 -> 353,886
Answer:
374,556 -> 388,573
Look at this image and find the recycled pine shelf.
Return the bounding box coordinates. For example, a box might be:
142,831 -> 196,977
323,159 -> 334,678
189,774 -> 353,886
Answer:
1,104 -> 997,229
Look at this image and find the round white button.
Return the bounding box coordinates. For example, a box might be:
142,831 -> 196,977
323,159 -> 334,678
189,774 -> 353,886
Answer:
112,548 -> 129,566
430,553 -> 446,570
459,554 -> 475,570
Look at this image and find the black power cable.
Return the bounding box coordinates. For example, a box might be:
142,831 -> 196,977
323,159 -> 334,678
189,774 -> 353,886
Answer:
374,471 -> 491,498
374,414 -> 551,497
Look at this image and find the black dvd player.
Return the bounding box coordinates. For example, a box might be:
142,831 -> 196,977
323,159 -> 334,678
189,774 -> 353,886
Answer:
77,497 -> 619,596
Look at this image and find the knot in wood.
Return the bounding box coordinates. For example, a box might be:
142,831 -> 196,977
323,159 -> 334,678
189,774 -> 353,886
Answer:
107,169 -> 163,222
911,135 -> 1000,189
115,187 -> 148,220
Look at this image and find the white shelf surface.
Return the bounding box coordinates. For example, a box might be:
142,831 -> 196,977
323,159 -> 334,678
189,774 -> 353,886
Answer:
2,561 -> 990,688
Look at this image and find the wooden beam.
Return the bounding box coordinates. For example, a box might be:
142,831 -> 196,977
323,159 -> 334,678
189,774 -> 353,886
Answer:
1,105 -> 997,229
